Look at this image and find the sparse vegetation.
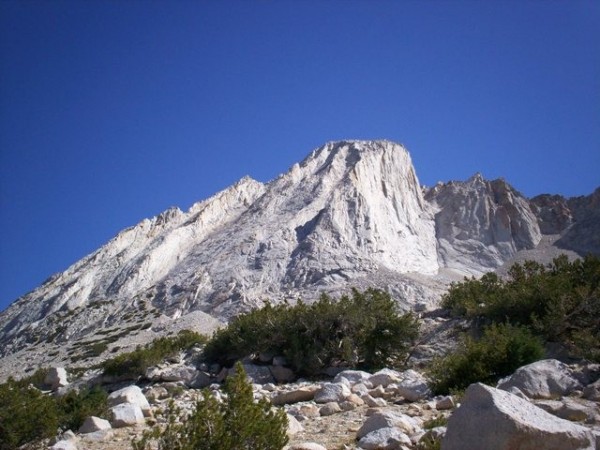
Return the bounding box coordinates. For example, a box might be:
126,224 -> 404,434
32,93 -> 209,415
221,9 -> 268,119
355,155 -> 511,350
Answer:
203,288 -> 420,376
0,370 -> 107,449
102,330 -> 207,378
427,255 -> 599,394
132,362 -> 288,450
428,322 -> 544,395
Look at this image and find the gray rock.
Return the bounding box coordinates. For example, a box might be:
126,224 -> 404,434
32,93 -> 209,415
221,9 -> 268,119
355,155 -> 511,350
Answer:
583,379 -> 600,401
287,413 -> 304,435
333,369 -> 372,385
230,364 -> 274,384
314,382 -> 351,403
78,416 -> 112,433
497,359 -> 583,399
49,440 -> 78,450
286,443 -> 327,450
357,411 -> 416,438
358,427 -> 412,449
369,369 -> 401,388
319,402 -> 341,416
44,367 -> 69,390
271,386 -> 318,405
107,385 -> 152,417
435,396 -> 455,410
110,403 -> 145,428
396,369 -> 430,401
442,383 -> 596,450
270,365 -> 295,383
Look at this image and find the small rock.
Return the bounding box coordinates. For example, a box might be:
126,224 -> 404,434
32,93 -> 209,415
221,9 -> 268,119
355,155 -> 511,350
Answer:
270,365 -> 296,383
78,416 -> 112,434
286,443 -> 327,450
369,369 -> 401,388
314,382 -> 351,403
435,396 -> 455,410
334,370 -> 373,385
583,379 -> 600,401
362,394 -> 387,407
271,386 -> 318,405
287,413 -> 304,435
357,411 -> 416,438
319,402 -> 342,416
49,440 -> 78,450
358,427 -> 412,449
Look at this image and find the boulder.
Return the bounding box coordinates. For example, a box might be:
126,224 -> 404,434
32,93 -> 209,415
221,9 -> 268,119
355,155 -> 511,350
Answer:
314,382 -> 351,403
319,402 -> 342,416
44,367 -> 69,390
49,440 -> 78,450
107,385 -> 152,417
369,368 -> 401,388
396,370 -> 430,401
333,370 -> 373,385
271,386 -> 318,405
357,427 -> 412,449
270,365 -> 296,383
110,403 -> 145,428
435,396 -> 455,410
231,364 -> 274,384
442,383 -> 596,450
286,443 -> 327,450
497,359 -> 583,399
583,379 -> 600,401
357,411 -> 416,438
78,416 -> 112,433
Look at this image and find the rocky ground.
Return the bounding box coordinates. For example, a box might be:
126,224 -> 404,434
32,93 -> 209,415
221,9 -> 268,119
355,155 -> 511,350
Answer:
47,358 -> 600,450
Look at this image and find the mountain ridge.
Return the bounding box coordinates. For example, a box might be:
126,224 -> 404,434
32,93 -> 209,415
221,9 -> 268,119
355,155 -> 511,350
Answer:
0,140 -> 598,380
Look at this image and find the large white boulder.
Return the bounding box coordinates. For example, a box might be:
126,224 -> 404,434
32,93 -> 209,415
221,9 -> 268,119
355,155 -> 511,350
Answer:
333,370 -> 373,385
497,359 -> 583,399
442,383 -> 596,450
369,369 -> 401,388
107,385 -> 152,417
110,403 -> 145,428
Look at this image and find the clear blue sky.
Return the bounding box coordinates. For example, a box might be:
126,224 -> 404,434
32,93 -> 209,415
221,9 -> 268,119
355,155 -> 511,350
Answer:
1,0 -> 599,311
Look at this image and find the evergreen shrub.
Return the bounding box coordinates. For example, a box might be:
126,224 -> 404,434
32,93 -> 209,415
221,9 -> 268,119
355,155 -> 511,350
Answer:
132,362 -> 288,450
203,288 -> 420,376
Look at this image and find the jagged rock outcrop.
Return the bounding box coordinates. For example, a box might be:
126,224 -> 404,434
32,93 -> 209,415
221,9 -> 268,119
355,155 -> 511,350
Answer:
425,174 -> 542,275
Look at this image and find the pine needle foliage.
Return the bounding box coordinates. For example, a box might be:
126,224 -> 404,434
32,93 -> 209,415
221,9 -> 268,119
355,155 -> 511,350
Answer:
133,362 -> 288,450
442,255 -> 600,361
203,288 -> 420,375
102,330 -> 207,378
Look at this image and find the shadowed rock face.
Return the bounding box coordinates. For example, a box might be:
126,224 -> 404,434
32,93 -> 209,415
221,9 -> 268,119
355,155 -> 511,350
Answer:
425,174 -> 541,275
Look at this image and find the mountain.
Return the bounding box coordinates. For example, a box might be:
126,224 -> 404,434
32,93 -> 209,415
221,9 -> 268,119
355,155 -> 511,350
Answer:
0,140 -> 597,379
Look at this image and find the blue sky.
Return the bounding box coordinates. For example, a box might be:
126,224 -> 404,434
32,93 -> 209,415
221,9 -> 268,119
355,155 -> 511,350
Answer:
1,0 -> 599,311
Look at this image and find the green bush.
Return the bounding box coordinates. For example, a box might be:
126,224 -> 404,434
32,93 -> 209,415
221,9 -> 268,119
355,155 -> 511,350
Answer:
428,323 -> 544,395
203,288 -> 420,376
0,378 -> 58,449
442,255 -> 600,361
133,362 -> 288,450
0,375 -> 108,449
102,330 -> 207,378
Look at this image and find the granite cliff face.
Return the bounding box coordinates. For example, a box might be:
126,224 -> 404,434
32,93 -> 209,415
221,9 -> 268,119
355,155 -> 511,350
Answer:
425,174 -> 542,275
0,140 -> 597,373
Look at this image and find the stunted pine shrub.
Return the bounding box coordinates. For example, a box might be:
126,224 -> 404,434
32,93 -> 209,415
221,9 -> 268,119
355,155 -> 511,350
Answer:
102,330 -> 206,378
428,323 -> 544,395
203,288 -> 419,375
133,362 -> 288,450
441,255 -> 600,361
